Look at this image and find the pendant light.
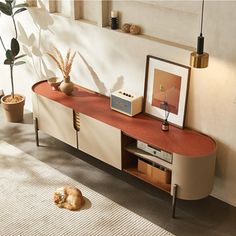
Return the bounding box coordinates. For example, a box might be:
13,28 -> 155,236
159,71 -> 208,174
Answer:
190,0 -> 209,68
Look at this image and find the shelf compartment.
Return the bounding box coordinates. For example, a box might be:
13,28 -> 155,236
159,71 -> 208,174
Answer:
73,0 -> 98,25
125,142 -> 172,170
138,159 -> 171,184
123,166 -> 171,193
105,0 -> 197,50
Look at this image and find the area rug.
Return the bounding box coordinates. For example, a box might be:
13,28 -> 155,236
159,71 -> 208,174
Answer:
0,141 -> 174,236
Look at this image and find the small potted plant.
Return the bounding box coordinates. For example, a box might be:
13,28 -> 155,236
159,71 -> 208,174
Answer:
0,0 -> 28,122
47,48 -> 76,95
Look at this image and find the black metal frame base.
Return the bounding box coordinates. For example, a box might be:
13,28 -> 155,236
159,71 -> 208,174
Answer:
172,184 -> 178,218
33,117 -> 39,146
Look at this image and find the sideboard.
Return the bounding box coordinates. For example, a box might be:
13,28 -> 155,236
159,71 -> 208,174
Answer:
32,81 -> 216,217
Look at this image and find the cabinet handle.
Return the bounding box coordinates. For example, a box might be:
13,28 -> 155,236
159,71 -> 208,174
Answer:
74,111 -> 80,131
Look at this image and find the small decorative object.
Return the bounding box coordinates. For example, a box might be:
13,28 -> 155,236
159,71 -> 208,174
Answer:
162,108 -> 170,132
129,25 -> 141,35
162,119 -> 169,131
144,55 -> 190,128
121,23 -> 131,33
111,10 -> 118,30
53,186 -> 84,211
159,85 -> 170,131
59,76 -> 74,95
47,77 -> 62,91
47,48 -> 76,95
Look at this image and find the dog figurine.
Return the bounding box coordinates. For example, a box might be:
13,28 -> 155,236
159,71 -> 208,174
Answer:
53,186 -> 84,211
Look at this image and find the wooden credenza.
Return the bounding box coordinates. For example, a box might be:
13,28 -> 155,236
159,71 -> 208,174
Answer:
32,81 -> 216,217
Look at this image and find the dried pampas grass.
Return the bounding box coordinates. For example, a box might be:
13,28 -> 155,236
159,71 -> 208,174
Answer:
47,48 -> 76,80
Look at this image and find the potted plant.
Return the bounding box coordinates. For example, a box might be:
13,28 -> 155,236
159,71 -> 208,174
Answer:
0,0 -> 28,122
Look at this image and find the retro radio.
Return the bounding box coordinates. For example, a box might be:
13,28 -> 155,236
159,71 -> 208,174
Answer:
110,90 -> 143,117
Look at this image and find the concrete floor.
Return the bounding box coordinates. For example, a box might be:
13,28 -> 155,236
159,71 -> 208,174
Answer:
0,108 -> 236,236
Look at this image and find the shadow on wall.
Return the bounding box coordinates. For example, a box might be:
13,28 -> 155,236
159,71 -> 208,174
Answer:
77,52 -> 124,95
18,0 -> 124,94
18,0 -> 54,81
214,140 -> 231,180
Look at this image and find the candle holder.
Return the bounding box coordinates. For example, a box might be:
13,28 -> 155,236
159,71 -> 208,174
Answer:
111,10 -> 118,30
111,17 -> 118,29
161,100 -> 170,132
162,119 -> 169,132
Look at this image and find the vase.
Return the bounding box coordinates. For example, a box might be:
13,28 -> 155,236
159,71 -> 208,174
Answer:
59,76 -> 74,95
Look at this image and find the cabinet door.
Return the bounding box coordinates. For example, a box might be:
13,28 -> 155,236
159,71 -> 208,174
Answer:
172,152 -> 216,200
79,113 -> 122,170
36,95 -> 78,148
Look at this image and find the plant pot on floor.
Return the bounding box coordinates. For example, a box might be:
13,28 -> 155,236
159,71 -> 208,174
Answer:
1,94 -> 25,122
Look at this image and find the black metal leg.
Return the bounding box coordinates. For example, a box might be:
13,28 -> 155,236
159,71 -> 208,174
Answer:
33,117 -> 39,146
172,184 -> 178,218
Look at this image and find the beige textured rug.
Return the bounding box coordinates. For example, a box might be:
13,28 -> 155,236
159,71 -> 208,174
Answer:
0,141 -> 174,236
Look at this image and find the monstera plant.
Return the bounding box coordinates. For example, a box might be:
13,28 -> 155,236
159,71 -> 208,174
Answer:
0,0 -> 28,122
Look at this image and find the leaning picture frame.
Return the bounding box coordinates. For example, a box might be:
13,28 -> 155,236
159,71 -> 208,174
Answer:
143,55 -> 190,128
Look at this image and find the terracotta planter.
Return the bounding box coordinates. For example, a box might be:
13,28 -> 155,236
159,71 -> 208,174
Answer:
1,94 -> 25,122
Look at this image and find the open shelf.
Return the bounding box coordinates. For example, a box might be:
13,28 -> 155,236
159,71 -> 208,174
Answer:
102,27 -> 194,51
122,134 -> 172,193
104,0 -> 196,51
40,0 -> 195,51
123,167 -> 171,193
125,142 -> 173,170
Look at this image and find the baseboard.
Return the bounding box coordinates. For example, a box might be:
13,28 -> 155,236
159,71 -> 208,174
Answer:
211,192 -> 236,207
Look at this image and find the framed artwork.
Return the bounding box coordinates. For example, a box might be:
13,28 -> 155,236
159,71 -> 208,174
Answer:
143,55 -> 190,128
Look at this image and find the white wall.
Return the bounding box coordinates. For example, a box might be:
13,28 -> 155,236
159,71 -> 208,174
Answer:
1,1 -> 236,207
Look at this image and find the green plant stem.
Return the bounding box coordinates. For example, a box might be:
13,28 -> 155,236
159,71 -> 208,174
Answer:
12,15 -> 18,39
0,36 -> 7,52
10,64 -> 14,98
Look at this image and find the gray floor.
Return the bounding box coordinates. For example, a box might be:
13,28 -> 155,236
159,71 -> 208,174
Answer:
0,108 -> 236,236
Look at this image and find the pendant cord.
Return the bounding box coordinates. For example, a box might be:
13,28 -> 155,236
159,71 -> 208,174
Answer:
200,0 -> 204,36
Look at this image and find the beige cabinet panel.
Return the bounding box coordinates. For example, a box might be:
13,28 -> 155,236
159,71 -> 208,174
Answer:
36,95 -> 78,148
172,152 -> 216,200
32,93 -> 39,118
79,113 -> 122,170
